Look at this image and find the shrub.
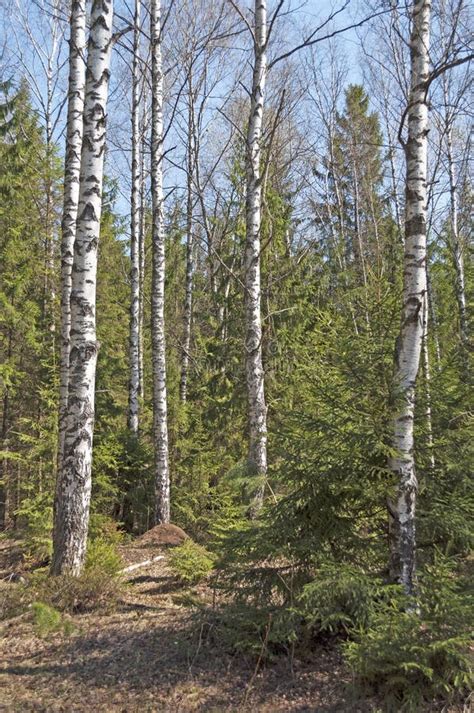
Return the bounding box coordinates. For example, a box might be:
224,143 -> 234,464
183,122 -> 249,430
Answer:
85,537 -> 123,576
28,538 -> 125,613
202,602 -> 291,659
0,536 -> 124,618
88,514 -> 126,547
343,558 -> 473,711
211,564 -> 391,658
169,540 -> 214,585
297,564 -> 392,635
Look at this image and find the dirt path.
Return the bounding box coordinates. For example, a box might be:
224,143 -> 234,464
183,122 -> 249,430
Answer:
0,540 -> 373,712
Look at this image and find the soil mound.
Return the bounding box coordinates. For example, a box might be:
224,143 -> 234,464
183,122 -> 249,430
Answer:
137,523 -> 188,548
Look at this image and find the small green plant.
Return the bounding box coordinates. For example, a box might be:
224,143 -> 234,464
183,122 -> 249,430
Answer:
31,601 -> 62,636
169,540 -> 214,585
85,537 -> 123,576
31,601 -> 75,637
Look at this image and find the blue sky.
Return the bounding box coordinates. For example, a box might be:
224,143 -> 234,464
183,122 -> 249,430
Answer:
0,0 -> 368,223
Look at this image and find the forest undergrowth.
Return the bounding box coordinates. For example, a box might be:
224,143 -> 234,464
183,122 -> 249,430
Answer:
0,522 -> 472,713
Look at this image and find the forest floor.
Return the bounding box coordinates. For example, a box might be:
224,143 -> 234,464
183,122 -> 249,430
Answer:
0,534 -> 462,712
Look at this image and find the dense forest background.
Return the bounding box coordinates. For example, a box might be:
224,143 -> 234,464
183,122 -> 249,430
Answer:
0,0 -> 472,710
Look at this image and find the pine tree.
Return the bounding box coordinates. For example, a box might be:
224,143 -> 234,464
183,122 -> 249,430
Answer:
0,81 -> 61,530
332,85 -> 387,283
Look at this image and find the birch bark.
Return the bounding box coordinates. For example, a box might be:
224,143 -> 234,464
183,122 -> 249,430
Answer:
426,265 -> 442,367
138,140 -> 146,401
245,0 -> 268,513
150,0 -> 170,524
57,0 -> 87,478
51,0 -> 114,576
387,0 -> 431,596
421,290 -> 435,469
128,0 -> 141,434
179,82 -> 195,404
446,126 -> 468,346
138,91 -> 149,402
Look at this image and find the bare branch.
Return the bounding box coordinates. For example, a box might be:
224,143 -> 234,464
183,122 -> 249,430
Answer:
269,5 -> 393,69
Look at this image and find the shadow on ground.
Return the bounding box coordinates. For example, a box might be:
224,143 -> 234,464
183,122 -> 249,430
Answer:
1,606 -> 362,712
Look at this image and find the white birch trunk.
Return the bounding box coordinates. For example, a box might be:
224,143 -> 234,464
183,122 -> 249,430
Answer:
387,0 -> 431,597
421,290 -> 435,469
244,0 -> 268,514
446,127 -> 468,346
150,0 -> 170,524
138,94 -> 149,402
426,266 -> 442,367
138,142 -> 146,402
179,86 -> 195,404
51,0 -> 114,576
128,0 -> 141,434
57,0 -> 87,476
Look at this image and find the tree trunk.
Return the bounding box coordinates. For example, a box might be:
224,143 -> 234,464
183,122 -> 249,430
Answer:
0,391 -> 10,530
51,0 -> 114,576
421,289 -> 435,470
128,0 -> 141,434
138,96 -> 148,402
446,126 -> 468,347
150,0 -> 170,524
179,83 -> 195,404
244,0 -> 268,515
387,0 -> 431,597
426,265 -> 442,367
57,0 -> 87,482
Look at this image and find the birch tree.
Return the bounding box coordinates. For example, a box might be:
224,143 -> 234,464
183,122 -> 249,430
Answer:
57,0 -> 87,477
387,0 -> 431,597
230,1 -> 389,512
150,0 -> 170,524
445,126 -> 468,345
421,289 -> 435,469
128,0 -> 141,433
243,0 -> 268,512
51,0 -> 114,576
138,93 -> 149,402
179,80 -> 195,403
